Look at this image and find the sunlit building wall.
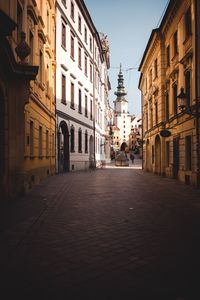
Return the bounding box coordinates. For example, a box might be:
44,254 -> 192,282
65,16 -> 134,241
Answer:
139,0 -> 200,186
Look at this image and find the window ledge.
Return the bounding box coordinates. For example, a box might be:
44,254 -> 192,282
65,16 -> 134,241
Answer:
61,45 -> 67,51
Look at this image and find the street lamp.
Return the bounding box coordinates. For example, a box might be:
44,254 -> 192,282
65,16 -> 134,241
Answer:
177,87 -> 200,116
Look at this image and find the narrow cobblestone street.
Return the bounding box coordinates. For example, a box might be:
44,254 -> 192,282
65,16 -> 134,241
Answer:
1,164 -> 200,299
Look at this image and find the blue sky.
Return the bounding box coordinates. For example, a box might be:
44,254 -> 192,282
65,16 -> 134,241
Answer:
84,0 -> 169,116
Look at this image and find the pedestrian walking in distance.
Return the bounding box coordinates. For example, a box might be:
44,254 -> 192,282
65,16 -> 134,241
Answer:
130,153 -> 135,164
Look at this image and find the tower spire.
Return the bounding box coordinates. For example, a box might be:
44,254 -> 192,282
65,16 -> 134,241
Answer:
114,64 -> 127,98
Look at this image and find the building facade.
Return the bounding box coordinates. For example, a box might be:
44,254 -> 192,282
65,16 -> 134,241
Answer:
0,1 -> 39,197
56,0 -> 110,172
22,0 -> 56,191
139,0 -> 200,187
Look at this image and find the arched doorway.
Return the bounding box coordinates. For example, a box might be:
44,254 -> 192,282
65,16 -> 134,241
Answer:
58,121 -> 69,172
155,135 -> 161,174
89,135 -> 94,167
0,87 -> 5,186
120,142 -> 127,151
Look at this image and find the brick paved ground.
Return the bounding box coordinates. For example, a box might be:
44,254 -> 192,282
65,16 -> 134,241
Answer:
0,163 -> 200,299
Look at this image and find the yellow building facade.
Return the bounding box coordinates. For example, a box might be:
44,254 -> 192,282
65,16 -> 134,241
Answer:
23,0 -> 56,190
0,0 -> 56,197
139,0 -> 200,187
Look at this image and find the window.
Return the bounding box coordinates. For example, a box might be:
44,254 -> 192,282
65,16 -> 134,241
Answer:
78,89 -> 82,113
185,135 -> 192,170
173,31 -> 178,56
154,59 -> 158,78
78,128 -> 82,153
61,74 -> 66,104
146,112 -> 148,131
71,35 -> 74,59
95,46 -> 97,60
150,102 -> 153,128
90,36 -> 92,52
62,23 -> 66,48
85,131 -> 88,153
90,99 -> 93,120
84,55 -> 87,76
155,102 -> 158,124
46,130 -> 49,157
165,93 -> 169,121
84,26 -> 87,43
62,0 -> 66,6
71,1 -> 74,20
78,46 -> 81,68
46,63 -> 50,94
167,45 -> 170,66
173,84 -> 177,115
39,126 -> 42,157
149,69 -> 152,87
71,82 -> 74,108
78,15 -> 81,33
90,63 -> 92,82
70,126 -> 75,152
166,141 -> 170,167
185,7 -> 192,39
185,71 -> 191,107
30,121 -> 34,156
85,95 -> 88,117
39,50 -> 43,82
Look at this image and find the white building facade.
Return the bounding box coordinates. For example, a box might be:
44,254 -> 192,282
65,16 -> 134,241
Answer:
56,0 -> 110,172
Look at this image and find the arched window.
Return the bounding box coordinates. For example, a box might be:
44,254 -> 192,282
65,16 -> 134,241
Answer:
85,131 -> 88,153
70,126 -> 75,152
78,128 -> 82,153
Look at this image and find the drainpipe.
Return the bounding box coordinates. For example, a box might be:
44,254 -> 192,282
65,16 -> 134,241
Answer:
195,0 -> 200,188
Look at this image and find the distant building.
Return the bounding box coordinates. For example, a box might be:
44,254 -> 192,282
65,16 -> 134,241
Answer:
56,0 -> 110,172
113,65 -> 135,151
139,0 -> 200,187
129,117 -> 142,155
